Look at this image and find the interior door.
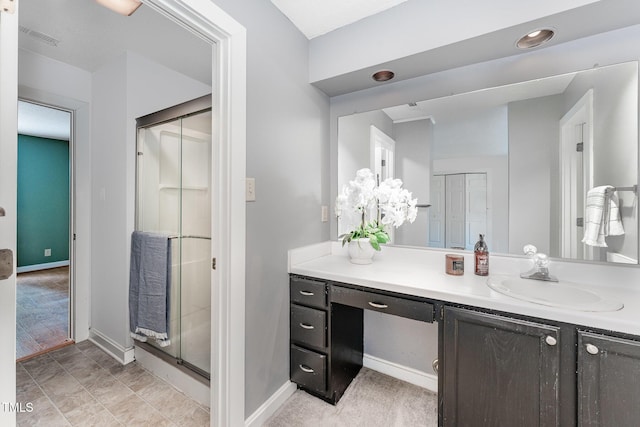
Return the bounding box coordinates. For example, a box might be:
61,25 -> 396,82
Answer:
445,174 -> 465,249
0,5 -> 19,426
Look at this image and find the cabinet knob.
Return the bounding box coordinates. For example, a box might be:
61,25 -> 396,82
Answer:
586,343 -> 599,355
545,336 -> 557,346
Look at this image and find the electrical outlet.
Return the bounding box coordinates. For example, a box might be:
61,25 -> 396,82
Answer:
321,205 -> 329,222
246,178 -> 256,202
44,248 -> 51,257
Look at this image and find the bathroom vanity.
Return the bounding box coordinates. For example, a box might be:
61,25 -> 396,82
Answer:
288,242 -> 640,426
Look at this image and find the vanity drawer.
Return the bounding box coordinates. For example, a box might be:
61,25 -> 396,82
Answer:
290,345 -> 326,393
290,276 -> 327,309
331,285 -> 434,323
291,304 -> 327,348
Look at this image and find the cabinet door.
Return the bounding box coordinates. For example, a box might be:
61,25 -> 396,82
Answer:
442,307 -> 561,427
578,331 -> 640,426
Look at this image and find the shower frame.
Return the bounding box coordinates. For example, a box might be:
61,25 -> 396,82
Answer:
134,94 -> 213,382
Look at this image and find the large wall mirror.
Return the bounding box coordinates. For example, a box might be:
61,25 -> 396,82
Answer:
338,61 -> 639,264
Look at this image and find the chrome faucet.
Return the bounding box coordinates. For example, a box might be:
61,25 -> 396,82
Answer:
520,245 -> 558,282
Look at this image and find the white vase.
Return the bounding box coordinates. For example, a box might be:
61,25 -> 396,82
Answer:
348,238 -> 376,264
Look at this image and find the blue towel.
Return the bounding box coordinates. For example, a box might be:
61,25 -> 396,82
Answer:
129,231 -> 172,347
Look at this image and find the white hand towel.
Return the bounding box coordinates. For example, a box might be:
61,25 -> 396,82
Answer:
606,191 -> 625,237
582,186 -> 625,247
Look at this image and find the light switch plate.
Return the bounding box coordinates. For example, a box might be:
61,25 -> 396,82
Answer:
0,249 -> 13,280
246,178 -> 256,202
321,205 -> 329,222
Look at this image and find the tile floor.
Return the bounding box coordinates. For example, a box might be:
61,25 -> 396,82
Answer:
17,267 -> 70,360
17,341 -> 210,426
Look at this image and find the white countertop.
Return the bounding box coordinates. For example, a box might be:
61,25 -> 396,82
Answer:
289,241 -> 640,336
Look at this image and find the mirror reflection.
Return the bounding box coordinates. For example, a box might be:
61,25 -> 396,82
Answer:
338,61 -> 639,264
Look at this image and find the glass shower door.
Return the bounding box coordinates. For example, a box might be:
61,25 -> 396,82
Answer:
178,110 -> 212,375
136,100 -> 212,378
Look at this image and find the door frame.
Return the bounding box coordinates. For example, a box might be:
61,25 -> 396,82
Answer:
1,1 -> 247,425
0,5 -> 19,426
16,99 -> 76,347
560,89 -> 593,260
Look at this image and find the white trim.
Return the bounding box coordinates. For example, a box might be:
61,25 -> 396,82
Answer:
363,353 -> 438,393
141,1 -> 247,426
16,260 -> 69,273
134,344 -> 211,407
0,5 -> 20,426
89,328 -> 135,364
560,89 -> 593,260
244,381 -> 297,427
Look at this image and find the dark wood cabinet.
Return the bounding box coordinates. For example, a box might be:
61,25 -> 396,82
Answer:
289,275 -> 363,404
442,306 -> 562,427
289,276 -> 435,404
290,274 -> 640,425
578,331 -> 640,427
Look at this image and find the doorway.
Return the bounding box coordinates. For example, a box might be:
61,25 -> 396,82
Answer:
560,89 -> 593,260
16,100 -> 73,360
2,1 -> 246,425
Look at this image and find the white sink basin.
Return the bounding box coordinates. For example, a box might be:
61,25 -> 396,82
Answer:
486,275 -> 624,312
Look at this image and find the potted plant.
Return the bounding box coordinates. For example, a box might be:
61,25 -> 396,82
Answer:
335,168 -> 418,264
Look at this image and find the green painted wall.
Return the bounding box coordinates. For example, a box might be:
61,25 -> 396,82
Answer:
17,135 -> 70,267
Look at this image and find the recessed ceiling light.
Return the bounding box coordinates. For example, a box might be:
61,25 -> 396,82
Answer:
516,28 -> 555,49
372,70 -> 395,82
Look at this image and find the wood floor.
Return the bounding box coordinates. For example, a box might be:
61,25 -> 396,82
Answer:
16,267 -> 71,361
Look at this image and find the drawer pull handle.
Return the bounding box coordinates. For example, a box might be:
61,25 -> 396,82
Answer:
368,301 -> 388,309
299,364 -> 314,373
586,344 -> 599,355
299,323 -> 315,330
299,290 -> 314,296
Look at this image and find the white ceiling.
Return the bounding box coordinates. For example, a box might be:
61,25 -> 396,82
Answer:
382,72 -> 576,124
270,0 -> 408,39
18,0 -> 211,140
19,0 -> 211,84
18,101 -> 71,141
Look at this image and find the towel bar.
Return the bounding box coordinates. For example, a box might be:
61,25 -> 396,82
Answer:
605,185 -> 637,195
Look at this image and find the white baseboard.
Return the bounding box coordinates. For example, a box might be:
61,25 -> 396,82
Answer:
245,381 -> 297,427
17,260 -> 70,273
89,328 -> 135,365
363,353 -> 438,393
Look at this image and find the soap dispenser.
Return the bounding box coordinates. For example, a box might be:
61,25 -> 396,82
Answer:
474,234 -> 489,276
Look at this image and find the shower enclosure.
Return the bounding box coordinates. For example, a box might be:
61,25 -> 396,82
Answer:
135,95 -> 212,379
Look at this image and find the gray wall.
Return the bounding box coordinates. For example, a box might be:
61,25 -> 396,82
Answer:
337,110 -> 393,235
394,119 -> 432,247
210,0 -> 331,417
508,95 -> 563,255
